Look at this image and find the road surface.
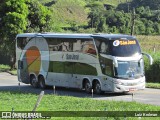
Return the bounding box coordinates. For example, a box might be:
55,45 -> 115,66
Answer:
0,72 -> 160,106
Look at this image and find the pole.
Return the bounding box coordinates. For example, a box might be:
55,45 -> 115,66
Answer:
131,8 -> 136,36
32,91 -> 44,112
53,86 -> 56,94
18,82 -> 20,91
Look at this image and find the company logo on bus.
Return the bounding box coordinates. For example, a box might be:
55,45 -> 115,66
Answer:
113,40 -> 120,46
113,40 -> 136,46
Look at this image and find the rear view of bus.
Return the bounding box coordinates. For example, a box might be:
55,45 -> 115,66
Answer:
93,34 -> 153,93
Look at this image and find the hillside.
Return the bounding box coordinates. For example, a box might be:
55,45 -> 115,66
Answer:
39,0 -> 88,28
38,0 -> 130,28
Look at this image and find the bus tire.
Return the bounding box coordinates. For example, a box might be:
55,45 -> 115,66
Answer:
94,81 -> 102,94
84,81 -> 91,94
38,76 -> 46,89
30,75 -> 38,88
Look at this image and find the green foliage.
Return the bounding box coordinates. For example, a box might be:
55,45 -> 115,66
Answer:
145,58 -> 160,83
131,0 -> 160,10
37,0 -> 160,34
0,91 -> 160,111
3,12 -> 27,35
105,10 -> 131,34
8,69 -> 17,75
0,0 -> 53,68
0,64 -> 11,71
0,0 -> 28,37
87,1 -> 106,32
0,0 -> 28,60
27,0 -> 52,32
146,83 -> 160,89
137,35 -> 160,83
50,0 -> 88,30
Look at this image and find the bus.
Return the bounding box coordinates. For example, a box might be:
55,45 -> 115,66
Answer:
16,33 -> 153,94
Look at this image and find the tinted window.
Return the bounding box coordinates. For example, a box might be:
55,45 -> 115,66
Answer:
110,39 -> 141,57
49,61 -> 64,73
46,38 -> 97,55
46,38 -> 63,51
100,57 -> 114,77
49,61 -> 97,75
74,63 -> 97,75
64,62 -> 73,73
95,38 -> 141,57
94,38 -> 110,55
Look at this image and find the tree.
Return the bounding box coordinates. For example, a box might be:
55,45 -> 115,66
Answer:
0,0 -> 52,68
135,20 -> 146,35
87,2 -> 106,31
145,20 -> 154,35
27,0 -> 52,32
105,10 -> 131,34
130,0 -> 160,10
0,0 -> 28,68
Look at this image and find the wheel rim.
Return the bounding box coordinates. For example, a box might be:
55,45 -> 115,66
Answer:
40,80 -> 43,88
39,77 -> 45,89
95,82 -> 101,94
85,82 -> 91,93
31,77 -> 38,88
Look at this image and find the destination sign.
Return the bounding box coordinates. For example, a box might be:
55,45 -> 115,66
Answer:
113,40 -> 136,46
120,40 -> 136,45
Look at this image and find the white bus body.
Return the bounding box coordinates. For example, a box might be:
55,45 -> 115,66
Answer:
16,33 -> 153,94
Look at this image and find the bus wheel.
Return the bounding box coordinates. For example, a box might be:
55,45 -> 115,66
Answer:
94,81 -> 102,94
38,76 -> 46,89
30,75 -> 38,88
84,81 -> 91,93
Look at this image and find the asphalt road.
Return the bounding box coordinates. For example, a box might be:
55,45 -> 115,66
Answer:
0,72 -> 160,106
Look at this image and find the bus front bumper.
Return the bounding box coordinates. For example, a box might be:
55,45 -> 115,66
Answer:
113,77 -> 146,93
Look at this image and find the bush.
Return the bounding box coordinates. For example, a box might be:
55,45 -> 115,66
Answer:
145,59 -> 160,83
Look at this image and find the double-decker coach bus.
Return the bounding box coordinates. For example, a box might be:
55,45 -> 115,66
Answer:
16,33 -> 153,94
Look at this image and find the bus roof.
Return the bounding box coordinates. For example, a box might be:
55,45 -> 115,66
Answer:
16,33 -> 136,40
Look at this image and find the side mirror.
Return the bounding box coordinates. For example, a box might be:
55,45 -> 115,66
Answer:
142,52 -> 153,65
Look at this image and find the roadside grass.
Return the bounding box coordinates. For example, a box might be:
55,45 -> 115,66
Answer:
8,69 -> 17,75
0,64 -> 10,72
0,91 -> 159,120
0,64 -> 17,75
146,83 -> 160,89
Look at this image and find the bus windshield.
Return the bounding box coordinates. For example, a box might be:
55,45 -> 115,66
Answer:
115,60 -> 144,79
110,39 -> 141,57
97,39 -> 141,57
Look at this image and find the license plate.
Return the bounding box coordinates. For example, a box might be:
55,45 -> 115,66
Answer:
129,88 -> 137,91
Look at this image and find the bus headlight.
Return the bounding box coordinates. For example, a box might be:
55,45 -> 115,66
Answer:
113,80 -> 123,85
139,79 -> 144,83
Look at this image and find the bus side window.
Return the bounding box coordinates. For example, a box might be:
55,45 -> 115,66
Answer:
105,66 -> 113,77
62,42 -> 70,51
100,57 -> 113,77
94,39 -> 109,55
81,39 -> 96,55
46,38 -> 63,51
94,39 -> 100,51
100,42 -> 109,54
73,39 -> 82,52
